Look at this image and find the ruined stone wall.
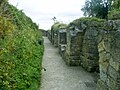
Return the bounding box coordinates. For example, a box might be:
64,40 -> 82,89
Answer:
51,25 -> 59,47
53,30 -> 59,47
51,25 -> 55,45
65,18 -> 104,69
81,27 -> 99,72
49,18 -> 120,90
47,30 -> 51,42
41,30 -> 48,36
58,29 -> 67,45
51,22 -> 67,47
81,21 -> 104,72
97,20 -> 120,90
58,29 -> 67,59
65,26 -> 84,66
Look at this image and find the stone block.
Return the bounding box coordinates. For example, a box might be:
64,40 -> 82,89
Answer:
99,70 -> 107,82
108,66 -> 120,81
99,62 -> 109,74
96,79 -> 108,90
109,58 -> 120,71
98,41 -> 105,52
81,56 -> 99,72
99,51 -> 110,63
110,47 -> 120,62
106,76 -> 120,90
98,40 -> 111,53
68,60 -> 81,66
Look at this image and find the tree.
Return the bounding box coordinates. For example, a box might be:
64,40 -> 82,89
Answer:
81,0 -> 113,19
52,16 -> 57,23
112,0 -> 120,9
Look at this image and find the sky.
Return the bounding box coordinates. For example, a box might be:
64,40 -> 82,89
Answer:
8,0 -> 85,30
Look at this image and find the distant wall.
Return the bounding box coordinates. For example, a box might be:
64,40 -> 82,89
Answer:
47,30 -> 51,41
40,29 -> 48,36
51,22 -> 67,47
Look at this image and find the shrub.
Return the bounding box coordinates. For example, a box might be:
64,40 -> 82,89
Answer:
0,1 -> 43,90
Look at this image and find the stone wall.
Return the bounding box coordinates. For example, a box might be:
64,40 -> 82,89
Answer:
58,29 -> 67,59
97,20 -> 120,90
47,30 -> 51,42
48,18 -> 120,90
65,26 -> 84,66
53,30 -> 59,47
81,21 -> 104,72
65,18 -> 104,71
58,29 -> 67,45
51,22 -> 67,47
40,29 -> 48,36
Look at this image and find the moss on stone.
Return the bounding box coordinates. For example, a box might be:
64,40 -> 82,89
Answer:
73,17 -> 104,23
51,22 -> 67,31
71,17 -> 105,24
68,17 -> 105,28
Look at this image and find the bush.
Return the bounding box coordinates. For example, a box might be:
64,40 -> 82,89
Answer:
0,1 -> 43,90
108,9 -> 120,20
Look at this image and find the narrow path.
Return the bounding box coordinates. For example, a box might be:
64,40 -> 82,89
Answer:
40,37 -> 97,90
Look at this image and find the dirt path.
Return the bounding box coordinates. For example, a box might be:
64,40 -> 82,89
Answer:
40,37 -> 97,90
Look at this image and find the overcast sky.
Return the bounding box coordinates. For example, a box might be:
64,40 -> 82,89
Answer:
8,0 -> 85,30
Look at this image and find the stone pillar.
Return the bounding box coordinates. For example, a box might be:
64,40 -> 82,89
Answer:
51,26 -> 54,44
50,22 -> 67,47
97,20 -> 120,90
65,26 -> 84,66
53,30 -> 58,47
58,29 -> 67,59
79,21 -> 104,72
81,27 -> 99,72
58,29 -> 67,45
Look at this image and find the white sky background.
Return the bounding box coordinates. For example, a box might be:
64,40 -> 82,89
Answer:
8,0 -> 85,30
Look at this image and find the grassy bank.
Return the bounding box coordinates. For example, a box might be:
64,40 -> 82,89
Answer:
0,0 -> 44,90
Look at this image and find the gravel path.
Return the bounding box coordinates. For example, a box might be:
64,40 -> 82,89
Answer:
40,37 -> 97,90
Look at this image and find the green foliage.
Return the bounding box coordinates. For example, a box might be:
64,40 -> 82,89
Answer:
72,17 -> 104,23
108,9 -> 120,20
82,0 -> 120,20
81,0 -> 113,19
108,0 -> 120,20
51,22 -> 67,31
69,17 -> 105,28
0,16 -> 15,39
112,0 -> 120,9
0,1 -> 43,90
